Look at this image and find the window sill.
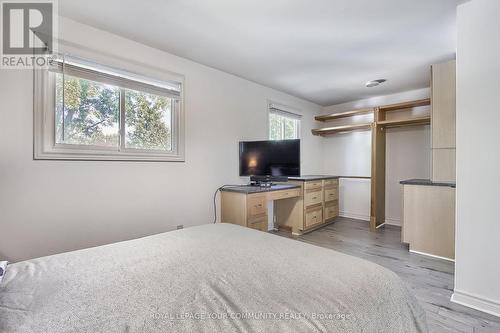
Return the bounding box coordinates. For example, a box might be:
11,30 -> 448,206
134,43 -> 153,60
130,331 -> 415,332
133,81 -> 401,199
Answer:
34,148 -> 185,162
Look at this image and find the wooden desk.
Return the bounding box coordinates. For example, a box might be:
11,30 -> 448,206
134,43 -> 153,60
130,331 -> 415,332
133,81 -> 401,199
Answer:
221,185 -> 301,232
221,177 -> 340,234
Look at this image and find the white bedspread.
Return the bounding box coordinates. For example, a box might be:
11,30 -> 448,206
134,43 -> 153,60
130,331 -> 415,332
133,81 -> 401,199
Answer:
0,223 -> 427,332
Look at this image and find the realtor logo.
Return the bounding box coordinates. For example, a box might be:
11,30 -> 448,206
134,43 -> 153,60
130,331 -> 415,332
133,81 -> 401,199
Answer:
1,0 -> 57,68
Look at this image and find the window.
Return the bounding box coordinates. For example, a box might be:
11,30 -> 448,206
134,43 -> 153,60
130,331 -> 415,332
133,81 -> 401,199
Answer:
35,54 -> 184,161
268,103 -> 301,140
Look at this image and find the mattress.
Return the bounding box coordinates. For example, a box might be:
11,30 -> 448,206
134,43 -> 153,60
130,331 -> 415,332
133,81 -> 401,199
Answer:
0,223 -> 427,332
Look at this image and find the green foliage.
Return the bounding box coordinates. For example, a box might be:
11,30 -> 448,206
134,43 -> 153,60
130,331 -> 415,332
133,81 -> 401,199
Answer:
56,74 -> 119,146
56,74 -> 172,150
125,90 -> 171,151
269,113 -> 298,140
269,113 -> 282,140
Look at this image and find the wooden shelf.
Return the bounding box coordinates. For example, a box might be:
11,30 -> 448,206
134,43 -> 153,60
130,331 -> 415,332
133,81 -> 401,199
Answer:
312,123 -> 372,136
378,98 -> 430,112
377,116 -> 430,128
315,108 -> 374,122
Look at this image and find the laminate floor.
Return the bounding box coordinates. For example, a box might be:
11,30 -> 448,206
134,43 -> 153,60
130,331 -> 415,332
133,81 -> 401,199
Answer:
273,217 -> 500,333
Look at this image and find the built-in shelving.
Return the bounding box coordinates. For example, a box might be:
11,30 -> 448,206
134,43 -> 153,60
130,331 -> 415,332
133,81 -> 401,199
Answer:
311,123 -> 372,136
315,108 -> 374,122
378,98 -> 430,112
311,97 -> 433,231
377,116 -> 431,128
312,98 -> 431,136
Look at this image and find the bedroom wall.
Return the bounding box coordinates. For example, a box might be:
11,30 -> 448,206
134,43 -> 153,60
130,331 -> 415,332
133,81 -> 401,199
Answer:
0,17 -> 323,262
322,88 -> 431,225
453,0 -> 500,317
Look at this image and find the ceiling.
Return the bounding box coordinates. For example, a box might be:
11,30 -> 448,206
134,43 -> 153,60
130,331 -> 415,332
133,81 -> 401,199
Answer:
60,0 -> 459,106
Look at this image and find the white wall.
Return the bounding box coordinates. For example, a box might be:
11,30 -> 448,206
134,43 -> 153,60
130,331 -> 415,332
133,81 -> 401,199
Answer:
0,18 -> 323,262
452,0 -> 500,317
322,88 -> 431,225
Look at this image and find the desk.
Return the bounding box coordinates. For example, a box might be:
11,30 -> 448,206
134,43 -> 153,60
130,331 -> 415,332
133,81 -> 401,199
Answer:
221,185 -> 301,232
221,176 -> 339,234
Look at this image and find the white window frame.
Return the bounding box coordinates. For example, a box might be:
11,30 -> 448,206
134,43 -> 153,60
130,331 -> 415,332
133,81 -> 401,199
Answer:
34,53 -> 185,161
268,101 -> 302,140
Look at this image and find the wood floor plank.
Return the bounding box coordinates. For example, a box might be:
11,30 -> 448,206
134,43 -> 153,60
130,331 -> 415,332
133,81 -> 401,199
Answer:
272,217 -> 500,333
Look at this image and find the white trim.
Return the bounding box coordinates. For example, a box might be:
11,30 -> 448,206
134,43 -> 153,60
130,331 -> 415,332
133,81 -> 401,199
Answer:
339,211 -> 370,221
33,45 -> 185,162
376,223 -> 386,229
385,217 -> 401,226
268,101 -> 302,118
409,249 -> 455,262
451,290 -> 500,318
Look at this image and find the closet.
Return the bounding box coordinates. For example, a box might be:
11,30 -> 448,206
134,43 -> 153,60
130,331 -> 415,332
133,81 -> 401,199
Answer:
313,60 -> 456,232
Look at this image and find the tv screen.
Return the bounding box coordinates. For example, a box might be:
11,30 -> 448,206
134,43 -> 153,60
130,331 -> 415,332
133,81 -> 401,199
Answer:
239,139 -> 300,177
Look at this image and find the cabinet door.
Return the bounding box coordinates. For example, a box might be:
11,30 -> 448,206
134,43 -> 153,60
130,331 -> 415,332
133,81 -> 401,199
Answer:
431,60 -> 456,149
324,201 -> 339,220
432,149 -> 456,182
304,189 -> 323,208
305,207 -> 323,229
323,179 -> 338,187
305,181 -> 323,190
247,195 -> 267,217
324,188 -> 338,203
247,216 -> 268,232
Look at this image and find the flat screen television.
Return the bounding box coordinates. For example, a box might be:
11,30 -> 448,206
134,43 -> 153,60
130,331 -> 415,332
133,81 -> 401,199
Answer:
239,139 -> 300,177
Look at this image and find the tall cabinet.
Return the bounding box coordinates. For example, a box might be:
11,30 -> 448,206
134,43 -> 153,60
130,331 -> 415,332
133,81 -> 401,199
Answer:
431,60 -> 456,182
401,59 -> 456,260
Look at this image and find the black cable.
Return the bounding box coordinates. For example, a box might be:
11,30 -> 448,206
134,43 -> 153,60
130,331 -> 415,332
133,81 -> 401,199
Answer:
213,185 -> 243,224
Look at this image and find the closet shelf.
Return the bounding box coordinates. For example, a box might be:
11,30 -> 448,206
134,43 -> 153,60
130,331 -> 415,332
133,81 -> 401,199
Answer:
377,116 -> 431,128
315,108 -> 374,122
311,123 -> 372,136
378,98 -> 430,112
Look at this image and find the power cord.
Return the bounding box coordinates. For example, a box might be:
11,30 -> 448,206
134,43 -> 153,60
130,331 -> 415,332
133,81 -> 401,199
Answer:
213,185 -> 243,224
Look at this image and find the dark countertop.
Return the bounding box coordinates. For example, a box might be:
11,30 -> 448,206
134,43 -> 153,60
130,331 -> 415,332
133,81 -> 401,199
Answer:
288,175 -> 340,181
221,184 -> 301,194
400,179 -> 456,188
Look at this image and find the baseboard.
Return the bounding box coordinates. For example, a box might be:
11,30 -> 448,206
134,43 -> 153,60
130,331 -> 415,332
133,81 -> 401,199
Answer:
409,249 -> 455,262
339,211 -> 370,221
451,290 -> 500,318
385,217 -> 401,226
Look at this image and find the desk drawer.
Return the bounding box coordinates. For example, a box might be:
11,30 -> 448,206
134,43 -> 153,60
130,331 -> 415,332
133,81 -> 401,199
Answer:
305,207 -> 323,228
247,195 -> 267,217
305,181 -> 323,190
324,188 -> 338,203
324,179 -> 338,187
248,216 -> 267,231
269,188 -> 300,201
324,202 -> 339,220
304,190 -> 323,207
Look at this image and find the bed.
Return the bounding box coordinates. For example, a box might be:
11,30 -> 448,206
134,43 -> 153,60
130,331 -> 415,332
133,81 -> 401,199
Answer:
0,223 -> 427,332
